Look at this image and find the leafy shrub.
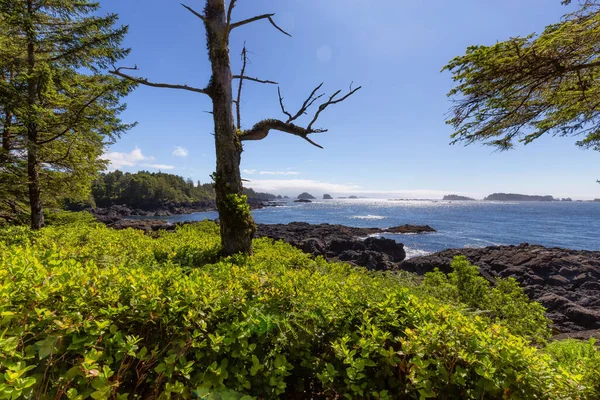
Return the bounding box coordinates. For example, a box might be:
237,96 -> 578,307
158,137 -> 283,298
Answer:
422,256 -> 551,342
544,339 -> 600,397
44,210 -> 98,226
0,223 -> 594,399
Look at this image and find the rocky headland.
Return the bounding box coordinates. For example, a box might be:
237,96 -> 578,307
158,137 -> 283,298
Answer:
89,199 -> 267,224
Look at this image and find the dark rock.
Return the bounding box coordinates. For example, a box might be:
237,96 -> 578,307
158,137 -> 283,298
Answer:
323,194 -> 333,200
297,192 -> 316,200
399,244 -> 600,333
294,199 -> 312,203
301,238 -> 326,256
255,222 -> 434,272
364,237 -> 406,262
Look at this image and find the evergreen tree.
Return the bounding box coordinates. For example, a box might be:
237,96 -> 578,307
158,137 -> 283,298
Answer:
445,0 -> 600,152
0,0 -> 134,228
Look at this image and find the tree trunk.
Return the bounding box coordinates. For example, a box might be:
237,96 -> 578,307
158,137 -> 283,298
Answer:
1,109 -> 11,163
26,0 -> 44,229
205,0 -> 255,255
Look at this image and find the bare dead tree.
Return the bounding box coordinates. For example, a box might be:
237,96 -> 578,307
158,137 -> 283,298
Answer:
110,0 -> 360,255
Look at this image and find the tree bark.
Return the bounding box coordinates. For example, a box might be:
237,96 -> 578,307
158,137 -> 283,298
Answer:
26,0 -> 44,229
1,109 -> 11,163
205,0 -> 255,255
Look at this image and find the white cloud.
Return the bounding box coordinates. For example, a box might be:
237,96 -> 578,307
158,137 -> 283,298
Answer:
142,163 -> 175,170
258,171 -> 300,176
242,169 -> 300,176
104,147 -> 175,171
173,146 -> 189,157
104,147 -> 153,170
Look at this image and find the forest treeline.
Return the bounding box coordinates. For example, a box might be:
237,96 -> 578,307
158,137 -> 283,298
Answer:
89,170 -> 279,210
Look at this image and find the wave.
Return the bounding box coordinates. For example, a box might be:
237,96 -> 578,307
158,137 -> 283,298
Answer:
350,215 -> 386,220
405,247 -> 431,259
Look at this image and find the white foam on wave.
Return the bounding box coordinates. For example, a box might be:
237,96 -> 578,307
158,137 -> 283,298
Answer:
404,248 -> 432,259
351,215 -> 386,220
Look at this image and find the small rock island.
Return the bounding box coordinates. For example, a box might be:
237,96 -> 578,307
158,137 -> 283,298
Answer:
484,193 -> 555,202
297,192 -> 316,200
443,194 -> 475,201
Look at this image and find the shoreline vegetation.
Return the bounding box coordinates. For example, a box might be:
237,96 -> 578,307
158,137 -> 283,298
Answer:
2,0 -> 600,397
1,216 -> 599,398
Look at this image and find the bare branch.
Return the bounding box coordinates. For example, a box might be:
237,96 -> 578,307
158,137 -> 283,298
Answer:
241,83 -> 360,148
227,0 -> 237,25
307,85 -> 362,131
232,75 -> 278,85
240,119 -> 325,148
277,87 -> 293,121
286,83 -> 325,123
235,46 -> 248,130
230,14 -> 291,37
181,3 -> 207,23
109,66 -> 210,96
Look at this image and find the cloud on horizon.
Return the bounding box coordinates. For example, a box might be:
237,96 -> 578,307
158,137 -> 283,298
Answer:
142,163 -> 176,170
243,178 -> 454,198
242,179 -> 361,195
243,169 -> 300,176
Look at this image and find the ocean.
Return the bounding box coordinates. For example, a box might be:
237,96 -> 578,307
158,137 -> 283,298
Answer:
162,199 -> 600,258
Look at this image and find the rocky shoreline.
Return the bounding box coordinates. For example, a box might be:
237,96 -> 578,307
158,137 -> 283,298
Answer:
256,222 -> 435,270
89,200 -> 267,224
96,216 -> 599,336
400,245 -> 600,335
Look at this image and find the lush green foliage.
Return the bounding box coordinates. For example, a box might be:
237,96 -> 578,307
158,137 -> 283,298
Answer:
444,0 -> 600,151
0,0 -> 134,227
422,256 -> 551,343
544,338 -> 600,397
89,170 -> 279,210
0,221 -> 597,399
91,171 -> 215,209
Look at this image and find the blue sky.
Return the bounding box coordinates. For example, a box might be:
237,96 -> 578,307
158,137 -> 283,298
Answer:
101,0 -> 600,200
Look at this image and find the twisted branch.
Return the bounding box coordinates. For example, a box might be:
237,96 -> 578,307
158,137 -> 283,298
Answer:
240,83 -> 361,148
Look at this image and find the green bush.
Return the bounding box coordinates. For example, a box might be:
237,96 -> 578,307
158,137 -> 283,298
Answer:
0,223 -> 595,399
44,211 -> 98,227
544,339 -> 600,397
422,256 -> 551,342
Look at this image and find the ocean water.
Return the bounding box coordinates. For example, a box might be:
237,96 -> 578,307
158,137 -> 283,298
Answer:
164,199 -> 600,258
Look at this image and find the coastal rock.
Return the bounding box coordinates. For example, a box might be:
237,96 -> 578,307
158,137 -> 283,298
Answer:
294,199 -> 312,203
254,222 -> 432,271
323,194 -> 333,200
443,195 -> 475,201
297,192 -> 316,200
399,244 -> 600,333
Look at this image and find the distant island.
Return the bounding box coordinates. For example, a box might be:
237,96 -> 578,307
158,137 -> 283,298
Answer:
484,193 -> 555,202
323,194 -> 333,200
297,192 -> 316,200
443,195 -> 475,201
